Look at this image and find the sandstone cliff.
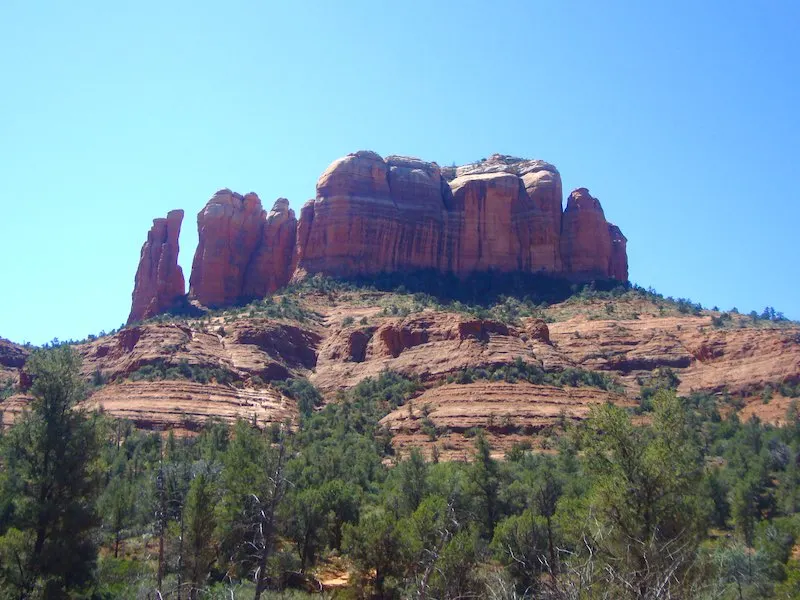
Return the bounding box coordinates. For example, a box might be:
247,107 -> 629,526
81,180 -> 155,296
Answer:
188,191 -> 298,308
128,210 -> 185,323
129,151 -> 628,319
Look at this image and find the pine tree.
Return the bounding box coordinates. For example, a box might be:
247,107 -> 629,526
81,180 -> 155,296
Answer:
468,433 -> 500,537
0,346 -> 101,597
183,472 -> 217,599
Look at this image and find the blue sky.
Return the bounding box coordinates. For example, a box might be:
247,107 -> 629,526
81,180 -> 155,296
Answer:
1,0 -> 798,345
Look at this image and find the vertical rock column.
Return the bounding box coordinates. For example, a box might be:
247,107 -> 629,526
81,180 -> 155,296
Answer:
189,191 -> 298,307
560,188 -> 614,280
188,190 -> 267,307
608,224 -> 628,281
242,198 -> 298,299
128,210 -> 185,323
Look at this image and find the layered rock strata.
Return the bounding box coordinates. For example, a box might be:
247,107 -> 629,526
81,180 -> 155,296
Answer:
130,152 -> 628,319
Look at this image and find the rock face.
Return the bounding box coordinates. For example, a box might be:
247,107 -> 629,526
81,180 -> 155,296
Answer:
560,188 -> 614,280
131,151 -> 628,318
294,153 -> 587,279
128,210 -> 185,323
189,192 -> 297,307
608,224 -> 628,281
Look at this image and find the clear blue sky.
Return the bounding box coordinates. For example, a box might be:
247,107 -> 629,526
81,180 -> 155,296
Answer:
1,0 -> 798,345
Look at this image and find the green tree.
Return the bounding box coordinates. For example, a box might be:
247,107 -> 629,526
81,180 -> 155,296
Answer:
581,390 -> 710,598
731,473 -> 765,548
285,487 -> 328,572
217,420 -> 288,600
344,509 -> 407,599
183,471 -> 217,599
393,447 -> 428,515
468,433 -> 500,537
491,510 -> 548,594
0,346 -> 102,598
319,479 -> 360,550
98,476 -> 135,558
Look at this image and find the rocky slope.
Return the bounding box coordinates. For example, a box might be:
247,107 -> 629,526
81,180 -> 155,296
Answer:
4,289 -> 798,456
129,152 -> 628,321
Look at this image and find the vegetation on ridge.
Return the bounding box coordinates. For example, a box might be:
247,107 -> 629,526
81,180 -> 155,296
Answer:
2,346 -> 800,598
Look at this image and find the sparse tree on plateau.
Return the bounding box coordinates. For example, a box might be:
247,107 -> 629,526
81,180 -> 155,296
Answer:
0,346 -> 102,598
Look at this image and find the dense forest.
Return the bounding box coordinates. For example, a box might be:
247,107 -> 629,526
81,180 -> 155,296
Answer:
3,345 -> 800,599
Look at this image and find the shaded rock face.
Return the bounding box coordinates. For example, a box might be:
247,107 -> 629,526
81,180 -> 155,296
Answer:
128,210 -> 185,323
608,224 -> 629,281
560,188 -> 613,280
130,151 -> 628,319
189,191 -> 297,307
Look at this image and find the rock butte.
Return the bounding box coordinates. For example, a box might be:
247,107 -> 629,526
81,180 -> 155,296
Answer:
129,152 -> 628,321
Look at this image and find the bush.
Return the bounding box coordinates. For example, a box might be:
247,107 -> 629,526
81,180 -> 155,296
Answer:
0,378 -> 15,400
127,359 -> 236,385
275,378 -> 323,417
446,358 -> 621,393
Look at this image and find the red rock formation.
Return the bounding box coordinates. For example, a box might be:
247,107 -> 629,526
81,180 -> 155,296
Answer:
128,210 -> 185,323
560,188 -> 613,280
242,199 -> 298,299
447,172 -> 528,274
608,224 -> 628,281
189,190 -> 265,307
521,164 -> 563,273
297,151 -> 448,276
295,152 -> 625,283
130,150 -> 629,320
189,192 -> 297,307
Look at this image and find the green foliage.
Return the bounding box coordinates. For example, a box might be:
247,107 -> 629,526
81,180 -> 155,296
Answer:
0,378 -> 14,400
446,356 -> 623,393
183,471 -> 217,595
0,346 -> 102,597
343,508 -> 406,597
579,390 -> 711,597
128,358 -> 237,385
491,510 -> 548,593
637,366 -> 681,411
274,377 -> 323,417
8,342 -> 800,597
468,433 -> 500,537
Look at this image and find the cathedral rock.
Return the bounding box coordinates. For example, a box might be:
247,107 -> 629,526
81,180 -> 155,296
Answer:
128,152 -> 628,322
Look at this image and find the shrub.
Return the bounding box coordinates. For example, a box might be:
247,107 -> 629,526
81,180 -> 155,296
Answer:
275,377 -> 323,417
0,378 -> 15,400
127,359 -> 236,385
